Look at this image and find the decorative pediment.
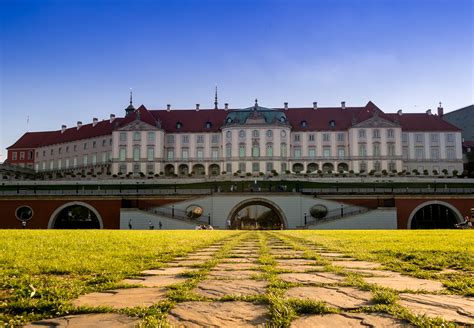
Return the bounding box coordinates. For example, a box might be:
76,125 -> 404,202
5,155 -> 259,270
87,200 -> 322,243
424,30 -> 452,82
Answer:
352,115 -> 399,128
116,120 -> 160,131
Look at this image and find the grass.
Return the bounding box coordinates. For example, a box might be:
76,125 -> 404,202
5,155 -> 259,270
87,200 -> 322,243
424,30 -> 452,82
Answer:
1,230 -> 472,327
0,230 -> 240,326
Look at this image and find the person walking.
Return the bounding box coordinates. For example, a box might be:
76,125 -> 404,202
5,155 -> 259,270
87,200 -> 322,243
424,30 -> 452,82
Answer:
128,219 -> 132,229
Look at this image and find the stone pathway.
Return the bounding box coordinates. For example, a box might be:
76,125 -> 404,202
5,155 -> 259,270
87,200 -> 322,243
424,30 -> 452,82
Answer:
25,232 -> 474,327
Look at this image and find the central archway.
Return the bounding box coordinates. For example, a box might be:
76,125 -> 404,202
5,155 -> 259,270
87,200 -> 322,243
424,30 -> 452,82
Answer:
408,201 -> 462,229
226,198 -> 288,230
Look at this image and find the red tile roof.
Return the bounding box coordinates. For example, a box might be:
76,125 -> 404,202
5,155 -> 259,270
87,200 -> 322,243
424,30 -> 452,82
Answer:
386,113 -> 461,132
151,108 -> 228,133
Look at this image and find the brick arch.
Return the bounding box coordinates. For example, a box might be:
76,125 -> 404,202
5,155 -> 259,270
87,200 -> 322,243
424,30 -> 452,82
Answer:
48,201 -> 104,229
407,200 -> 462,229
226,197 -> 288,229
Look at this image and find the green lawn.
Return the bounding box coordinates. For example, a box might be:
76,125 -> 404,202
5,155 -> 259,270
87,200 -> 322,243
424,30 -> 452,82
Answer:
0,230 -> 240,326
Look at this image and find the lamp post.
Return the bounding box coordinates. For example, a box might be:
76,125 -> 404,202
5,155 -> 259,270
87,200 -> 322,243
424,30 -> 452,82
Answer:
304,212 -> 307,225
208,213 -> 211,225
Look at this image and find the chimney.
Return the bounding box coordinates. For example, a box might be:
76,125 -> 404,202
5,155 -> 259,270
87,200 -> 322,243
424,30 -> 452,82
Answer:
77,121 -> 82,130
341,101 -> 346,109
313,102 -> 318,110
61,125 -> 67,133
437,102 -> 444,116
284,102 -> 288,110
397,109 -> 402,116
167,104 -> 171,111
196,103 -> 200,111
109,114 -> 116,123
224,103 -> 229,110
92,117 -> 98,127
426,109 -> 432,115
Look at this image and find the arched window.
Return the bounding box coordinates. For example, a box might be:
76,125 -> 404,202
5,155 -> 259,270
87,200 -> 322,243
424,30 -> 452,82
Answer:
176,122 -> 182,129
133,146 -> 140,161
281,143 -> 287,157
266,130 -> 273,138
239,143 -> 246,157
252,143 -> 260,157
226,143 -> 232,158
226,131 -> 231,139
253,130 -> 259,138
266,143 -> 273,156
205,122 -> 212,129
300,120 -> 307,128
239,130 -> 245,138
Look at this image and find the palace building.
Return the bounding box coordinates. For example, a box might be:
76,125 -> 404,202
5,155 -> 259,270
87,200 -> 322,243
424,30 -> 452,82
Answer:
5,96 -> 464,177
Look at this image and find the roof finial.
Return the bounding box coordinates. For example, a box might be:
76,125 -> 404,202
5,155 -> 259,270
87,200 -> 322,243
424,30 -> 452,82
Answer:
439,101 -> 442,108
214,85 -> 218,110
254,98 -> 258,110
129,88 -> 133,106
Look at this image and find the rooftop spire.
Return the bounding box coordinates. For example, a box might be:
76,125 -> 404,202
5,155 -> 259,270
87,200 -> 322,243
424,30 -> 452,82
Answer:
254,98 -> 258,110
129,88 -> 133,106
214,85 -> 218,110
125,88 -> 136,116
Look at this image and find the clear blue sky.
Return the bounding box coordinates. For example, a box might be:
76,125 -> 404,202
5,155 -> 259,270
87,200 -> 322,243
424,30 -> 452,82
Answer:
1,0 -> 473,160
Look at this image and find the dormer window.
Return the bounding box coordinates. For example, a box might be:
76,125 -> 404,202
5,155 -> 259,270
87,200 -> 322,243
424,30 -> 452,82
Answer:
280,116 -> 285,123
176,122 -> 182,129
329,120 -> 336,127
300,120 -> 307,128
205,121 -> 212,129
227,117 -> 232,124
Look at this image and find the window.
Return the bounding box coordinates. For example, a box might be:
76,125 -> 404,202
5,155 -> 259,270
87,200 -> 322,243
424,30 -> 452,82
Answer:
446,133 -> 454,143
374,161 -> 381,171
73,157 -> 77,167
211,135 -> 219,143
402,133 -> 408,143
293,134 -> 300,142
300,120 -> 307,128
167,135 -> 174,143
447,147 -> 455,159
83,143 -> 87,150
308,147 -> 316,158
239,144 -> 246,157
338,148 -> 345,158
176,122 -> 182,129
252,130 -> 259,138
147,147 -> 154,161
58,148 -> 62,155
92,141 -> 96,149
294,147 -> 301,158
73,145 -> 77,152
92,154 -> 97,165
402,147 -> 408,159
120,132 -> 127,142
102,139 -> 106,147
388,162 -> 396,172
196,148 -> 204,159
359,129 -> 366,138
281,130 -> 286,137
83,155 -> 88,166
387,129 -> 394,138
212,148 -> 219,159
133,132 -> 141,141
148,132 -> 155,143
323,147 -> 331,158
196,135 -> 204,143
387,143 -> 395,156
430,133 -> 438,143
66,146 -> 69,153
359,144 -> 366,157
119,147 -> 126,161
147,164 -> 154,173
323,133 -> 330,142
281,162 -> 287,172
266,144 -> 273,156
119,164 -> 126,174
266,162 -> 273,172
43,150 -> 46,156
167,149 -> 174,160
415,147 -> 424,159
12,152 -> 17,160
133,164 -> 140,174
102,152 -> 107,163
133,147 -> 140,161
266,130 -> 273,138
252,144 -> 260,157
20,152 -> 25,160
431,148 -> 440,160
308,134 -> 315,142
252,162 -> 260,172
226,131 -> 231,139
181,148 -> 188,160
329,120 -> 336,127
373,143 -> 381,156
239,130 -> 245,138
281,143 -> 287,157
239,162 -> 246,172
205,122 -> 212,129
226,163 -> 232,173
415,134 -> 424,143
28,151 -> 33,160
337,133 -> 344,142
51,149 -> 54,155
360,162 -> 367,172
65,159 -> 70,168
373,129 -> 380,139
50,161 -> 54,170
226,144 -> 232,158
182,135 -> 189,143
109,139 -> 112,145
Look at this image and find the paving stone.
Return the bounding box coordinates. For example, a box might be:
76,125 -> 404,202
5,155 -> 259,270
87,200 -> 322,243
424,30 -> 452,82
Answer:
167,260 -> 206,266
277,265 -> 325,273
141,267 -> 198,275
207,270 -> 259,279
364,273 -> 444,292
290,313 -> 409,327
399,293 -> 474,325
178,255 -> 214,260
278,272 -> 345,284
344,268 -> 393,277
25,313 -> 140,328
319,252 -> 346,257
276,259 -> 318,266
286,286 -> 373,309
214,263 -> 259,271
330,260 -> 381,269
221,258 -> 257,263
72,288 -> 167,309
121,275 -> 187,287
194,279 -> 267,298
270,250 -> 306,256
167,301 -> 269,327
